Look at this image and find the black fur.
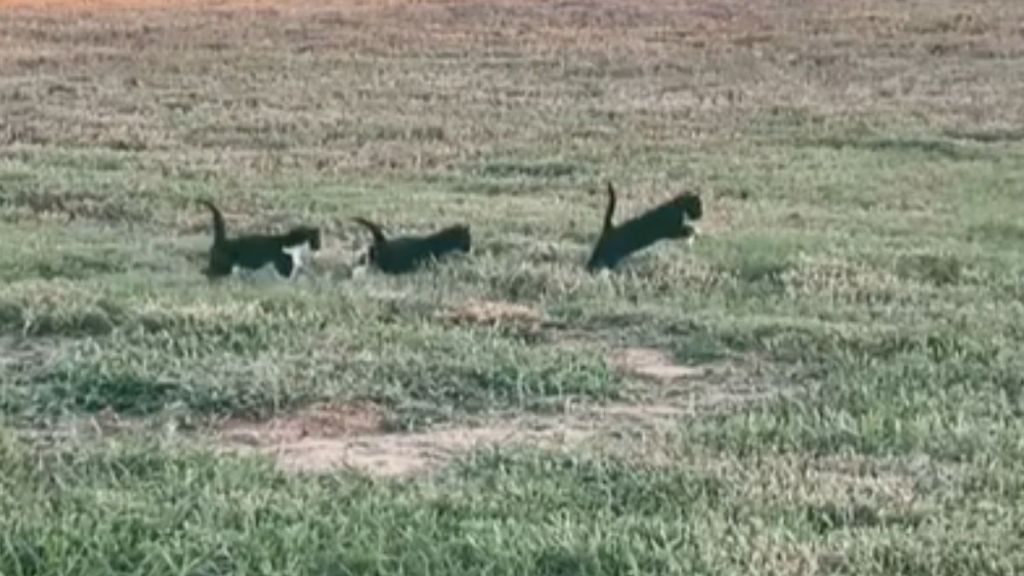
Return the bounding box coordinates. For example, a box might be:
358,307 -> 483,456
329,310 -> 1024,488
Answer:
586,182 -> 702,271
353,217 -> 471,274
200,200 -> 321,279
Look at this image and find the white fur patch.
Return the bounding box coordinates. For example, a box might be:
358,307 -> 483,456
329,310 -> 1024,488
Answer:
282,241 -> 312,278
230,241 -> 312,281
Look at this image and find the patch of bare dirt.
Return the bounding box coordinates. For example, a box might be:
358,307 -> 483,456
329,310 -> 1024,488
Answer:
438,298 -> 545,329
218,402 -> 386,447
0,336 -> 62,370
611,347 -> 706,382
217,402 -> 597,476
280,421 -> 590,476
215,350 -> 779,477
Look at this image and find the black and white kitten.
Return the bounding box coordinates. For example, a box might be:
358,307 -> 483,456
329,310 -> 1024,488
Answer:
586,182 -> 702,271
201,200 -> 321,280
352,217 -> 471,274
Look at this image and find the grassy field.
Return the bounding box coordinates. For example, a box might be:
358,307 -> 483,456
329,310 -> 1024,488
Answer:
3,0 -> 1024,573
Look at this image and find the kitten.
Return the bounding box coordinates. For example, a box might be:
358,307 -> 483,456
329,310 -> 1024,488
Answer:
586,182 -> 702,271
200,200 -> 321,280
352,217 -> 471,274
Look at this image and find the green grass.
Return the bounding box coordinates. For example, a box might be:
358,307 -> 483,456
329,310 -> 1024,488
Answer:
2,0 -> 1024,573
3,437 -> 1022,575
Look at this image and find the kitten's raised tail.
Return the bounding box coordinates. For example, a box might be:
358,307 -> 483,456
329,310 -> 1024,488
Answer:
601,181 -> 617,233
200,200 -> 227,246
352,217 -> 387,245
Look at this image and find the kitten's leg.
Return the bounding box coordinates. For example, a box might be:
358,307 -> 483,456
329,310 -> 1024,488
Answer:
282,243 -> 310,278
205,259 -> 233,279
680,223 -> 698,245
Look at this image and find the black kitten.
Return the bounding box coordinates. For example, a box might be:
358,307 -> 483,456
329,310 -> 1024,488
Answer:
201,200 -> 321,279
353,217 -> 471,274
586,182 -> 702,271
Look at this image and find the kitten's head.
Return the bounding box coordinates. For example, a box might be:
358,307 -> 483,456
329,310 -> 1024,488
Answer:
435,224 -> 471,253
309,228 -> 322,251
450,225 -> 471,253
670,193 -> 702,242
678,193 -> 702,221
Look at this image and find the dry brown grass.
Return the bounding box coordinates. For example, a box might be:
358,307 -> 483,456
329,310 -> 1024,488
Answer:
211,344 -> 768,477
4,0 -> 1022,180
